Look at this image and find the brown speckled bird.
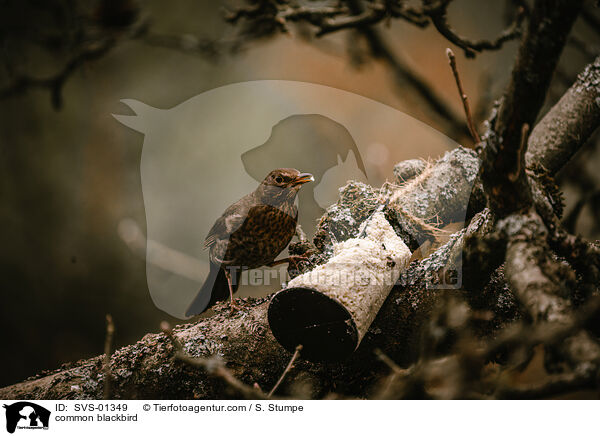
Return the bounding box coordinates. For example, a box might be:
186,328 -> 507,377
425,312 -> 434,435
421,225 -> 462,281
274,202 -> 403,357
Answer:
186,168 -> 314,316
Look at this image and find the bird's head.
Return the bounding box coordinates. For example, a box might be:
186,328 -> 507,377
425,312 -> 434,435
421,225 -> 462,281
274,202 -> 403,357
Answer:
256,168 -> 314,204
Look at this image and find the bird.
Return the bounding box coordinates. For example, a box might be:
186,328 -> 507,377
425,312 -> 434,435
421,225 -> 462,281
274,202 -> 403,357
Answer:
186,168 -> 314,316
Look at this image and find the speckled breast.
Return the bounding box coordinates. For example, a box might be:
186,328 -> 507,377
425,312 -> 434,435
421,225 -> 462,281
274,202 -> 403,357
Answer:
221,203 -> 298,269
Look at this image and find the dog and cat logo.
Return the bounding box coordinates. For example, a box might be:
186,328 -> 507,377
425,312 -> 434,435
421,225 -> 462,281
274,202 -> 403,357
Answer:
2,402 -> 50,433
113,80 -> 463,318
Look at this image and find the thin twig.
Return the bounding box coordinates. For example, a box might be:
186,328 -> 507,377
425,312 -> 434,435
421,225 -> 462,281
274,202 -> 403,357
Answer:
427,3 -> 525,58
373,348 -> 415,398
268,344 -> 303,398
176,353 -> 267,400
0,38 -> 116,109
253,382 -> 265,395
375,348 -> 403,373
103,314 -> 115,400
140,31 -> 220,59
160,321 -> 184,350
351,18 -> 470,139
483,296 -> 600,362
446,48 -> 480,144
317,8 -> 385,36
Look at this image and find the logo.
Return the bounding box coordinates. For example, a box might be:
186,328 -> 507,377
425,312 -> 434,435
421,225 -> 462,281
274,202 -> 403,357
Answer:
3,402 -> 50,433
113,80 -> 468,317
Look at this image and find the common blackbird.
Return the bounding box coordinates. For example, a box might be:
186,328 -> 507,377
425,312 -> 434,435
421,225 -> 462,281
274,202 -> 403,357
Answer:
186,168 -> 314,316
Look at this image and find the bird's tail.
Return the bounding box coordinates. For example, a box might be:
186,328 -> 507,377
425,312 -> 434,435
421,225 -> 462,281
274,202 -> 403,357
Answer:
185,263 -> 241,316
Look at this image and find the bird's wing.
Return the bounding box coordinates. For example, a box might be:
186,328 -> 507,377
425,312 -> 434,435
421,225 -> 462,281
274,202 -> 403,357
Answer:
204,194 -> 253,249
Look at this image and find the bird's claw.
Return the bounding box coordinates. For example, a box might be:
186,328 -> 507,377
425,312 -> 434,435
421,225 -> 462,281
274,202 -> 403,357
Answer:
287,255 -> 311,269
228,299 -> 245,314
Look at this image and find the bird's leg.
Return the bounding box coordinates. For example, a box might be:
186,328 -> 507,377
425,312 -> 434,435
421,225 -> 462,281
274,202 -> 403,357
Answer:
267,255 -> 310,269
223,267 -> 243,314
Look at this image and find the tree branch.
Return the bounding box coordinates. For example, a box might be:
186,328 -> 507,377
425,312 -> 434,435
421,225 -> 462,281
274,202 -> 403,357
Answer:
526,55 -> 600,174
0,148 -> 486,399
0,37 -> 116,109
424,0 -> 525,58
481,0 -> 583,216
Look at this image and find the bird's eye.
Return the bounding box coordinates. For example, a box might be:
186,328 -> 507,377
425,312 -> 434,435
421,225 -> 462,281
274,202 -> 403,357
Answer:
275,176 -> 284,183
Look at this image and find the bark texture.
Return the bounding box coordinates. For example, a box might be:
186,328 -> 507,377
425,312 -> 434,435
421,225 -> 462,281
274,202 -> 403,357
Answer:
0,148 -> 486,399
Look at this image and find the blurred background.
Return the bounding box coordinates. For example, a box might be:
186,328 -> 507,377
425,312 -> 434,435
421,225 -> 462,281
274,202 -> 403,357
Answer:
1,0 -> 598,387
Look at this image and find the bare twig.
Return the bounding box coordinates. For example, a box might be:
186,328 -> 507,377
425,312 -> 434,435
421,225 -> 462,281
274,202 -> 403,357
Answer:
224,2 -> 274,23
483,296 -> 600,361
425,2 -> 525,58
140,31 -> 221,59
263,0 -> 524,59
338,0 -> 469,140
366,30 -> 469,139
375,348 -> 404,373
317,7 -> 386,36
224,0 -> 531,140
0,13 -> 227,110
373,348 -> 414,398
446,48 -> 481,144
177,354 -> 268,400
160,321 -> 183,350
0,38 -> 116,109
378,296 -> 600,399
103,314 -> 115,400
268,344 -> 303,398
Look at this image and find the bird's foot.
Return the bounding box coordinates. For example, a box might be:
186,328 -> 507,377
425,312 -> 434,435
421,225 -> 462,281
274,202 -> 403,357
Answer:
287,255 -> 311,270
228,299 -> 245,314
267,255 -> 311,269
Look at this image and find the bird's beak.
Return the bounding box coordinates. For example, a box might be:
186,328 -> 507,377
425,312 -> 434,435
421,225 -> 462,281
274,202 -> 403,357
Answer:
293,172 -> 314,186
